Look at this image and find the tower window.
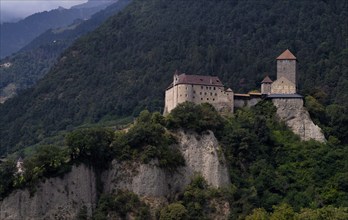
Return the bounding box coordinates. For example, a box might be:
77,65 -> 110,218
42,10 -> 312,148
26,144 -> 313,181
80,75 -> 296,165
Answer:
207,98 -> 209,100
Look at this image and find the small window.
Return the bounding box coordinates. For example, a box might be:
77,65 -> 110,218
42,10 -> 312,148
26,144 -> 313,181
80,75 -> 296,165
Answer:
215,93 -> 217,96
204,92 -> 207,95
193,91 -> 196,94
201,86 -> 203,89
193,96 -> 195,99
213,98 -> 215,101
206,86 -> 208,89
210,92 -> 212,96
207,98 -> 209,100
200,92 -> 202,95
214,87 -> 216,90
185,94 -> 187,97
201,98 -> 203,100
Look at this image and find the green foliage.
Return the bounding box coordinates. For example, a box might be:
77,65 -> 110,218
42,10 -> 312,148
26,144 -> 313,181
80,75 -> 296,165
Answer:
160,203 -> 188,220
166,102 -> 224,133
305,96 -> 348,144
1,0 -> 347,155
160,175 -> 229,220
0,158 -> 17,199
93,191 -> 150,220
246,204 -> 348,220
112,110 -> 185,169
66,128 -> 115,169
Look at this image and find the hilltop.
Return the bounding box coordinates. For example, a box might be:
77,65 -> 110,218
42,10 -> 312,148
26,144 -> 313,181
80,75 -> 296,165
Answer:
0,0 -> 347,155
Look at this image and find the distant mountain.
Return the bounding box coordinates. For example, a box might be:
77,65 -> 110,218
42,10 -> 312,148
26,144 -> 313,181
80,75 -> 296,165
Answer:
0,11 -> 22,24
0,1 -> 114,58
0,0 -> 347,155
72,0 -> 117,9
0,0 -> 131,103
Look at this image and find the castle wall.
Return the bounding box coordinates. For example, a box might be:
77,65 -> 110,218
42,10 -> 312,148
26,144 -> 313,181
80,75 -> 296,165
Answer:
164,83 -> 233,114
164,87 -> 174,115
277,60 -> 296,85
271,77 -> 296,94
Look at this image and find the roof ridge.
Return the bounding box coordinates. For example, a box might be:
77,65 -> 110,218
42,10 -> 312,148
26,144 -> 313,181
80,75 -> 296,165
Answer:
276,49 -> 296,60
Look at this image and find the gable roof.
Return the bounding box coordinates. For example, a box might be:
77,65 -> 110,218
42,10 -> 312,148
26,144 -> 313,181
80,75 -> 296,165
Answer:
261,76 -> 273,83
175,74 -> 224,87
276,49 -> 296,60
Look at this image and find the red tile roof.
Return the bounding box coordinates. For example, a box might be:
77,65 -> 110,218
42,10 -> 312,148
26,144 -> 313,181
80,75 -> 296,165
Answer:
176,74 -> 224,86
261,76 -> 273,83
276,49 -> 296,60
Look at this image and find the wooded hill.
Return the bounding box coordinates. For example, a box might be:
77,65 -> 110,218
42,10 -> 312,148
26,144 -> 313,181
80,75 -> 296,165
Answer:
0,0 -> 347,155
0,0 -> 131,102
0,1 -> 114,59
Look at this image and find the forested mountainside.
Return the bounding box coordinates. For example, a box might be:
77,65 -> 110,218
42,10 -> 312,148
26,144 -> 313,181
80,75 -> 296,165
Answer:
0,0 -> 132,103
0,0 -> 347,155
0,0 -> 114,58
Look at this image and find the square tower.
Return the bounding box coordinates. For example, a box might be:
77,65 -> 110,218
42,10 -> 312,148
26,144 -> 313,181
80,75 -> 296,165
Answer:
276,49 -> 297,87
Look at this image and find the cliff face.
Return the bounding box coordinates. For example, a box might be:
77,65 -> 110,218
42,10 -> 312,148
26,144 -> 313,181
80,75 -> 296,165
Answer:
0,131 -> 230,219
103,131 -> 230,197
0,165 -> 97,220
272,98 -> 326,142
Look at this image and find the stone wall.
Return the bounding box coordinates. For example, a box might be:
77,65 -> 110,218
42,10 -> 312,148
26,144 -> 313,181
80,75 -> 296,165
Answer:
164,83 -> 233,114
271,77 -> 296,94
277,59 -> 296,85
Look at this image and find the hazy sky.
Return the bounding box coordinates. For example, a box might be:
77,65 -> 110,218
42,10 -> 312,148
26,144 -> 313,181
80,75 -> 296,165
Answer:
1,0 -> 88,22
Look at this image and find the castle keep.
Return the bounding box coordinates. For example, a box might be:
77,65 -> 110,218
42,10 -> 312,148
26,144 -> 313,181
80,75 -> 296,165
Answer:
164,49 -> 302,114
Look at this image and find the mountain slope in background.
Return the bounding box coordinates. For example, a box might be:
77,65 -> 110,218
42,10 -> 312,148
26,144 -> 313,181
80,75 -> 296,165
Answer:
0,0 -> 347,155
0,0 -> 116,58
0,0 -> 132,103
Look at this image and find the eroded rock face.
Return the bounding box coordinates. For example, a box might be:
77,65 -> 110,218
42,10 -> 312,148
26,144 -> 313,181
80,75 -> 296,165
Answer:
0,131 -> 230,219
0,165 -> 97,220
272,98 -> 326,142
103,131 -> 230,199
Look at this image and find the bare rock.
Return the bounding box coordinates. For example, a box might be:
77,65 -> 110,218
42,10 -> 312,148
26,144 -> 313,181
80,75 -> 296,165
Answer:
0,164 -> 97,220
272,98 -> 326,142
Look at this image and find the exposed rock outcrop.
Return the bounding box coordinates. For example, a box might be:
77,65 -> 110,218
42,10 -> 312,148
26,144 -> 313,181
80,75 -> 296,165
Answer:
272,98 -> 326,142
0,164 -> 97,220
0,131 -> 230,219
103,130 -> 230,198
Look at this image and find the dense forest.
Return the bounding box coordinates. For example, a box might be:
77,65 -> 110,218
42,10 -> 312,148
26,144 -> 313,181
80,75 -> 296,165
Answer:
0,0 -> 347,155
1,102 -> 347,219
0,0 -> 131,102
0,2 -> 112,59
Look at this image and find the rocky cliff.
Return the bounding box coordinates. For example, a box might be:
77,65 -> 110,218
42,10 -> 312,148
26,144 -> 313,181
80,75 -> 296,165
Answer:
0,131 -> 230,219
272,98 -> 326,142
0,165 -> 97,220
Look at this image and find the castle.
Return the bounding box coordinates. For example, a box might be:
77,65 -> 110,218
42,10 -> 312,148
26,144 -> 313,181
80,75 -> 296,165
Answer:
164,49 -> 302,115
